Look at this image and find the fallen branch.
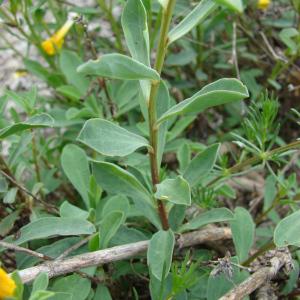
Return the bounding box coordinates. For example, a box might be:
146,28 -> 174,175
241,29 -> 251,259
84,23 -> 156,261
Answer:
16,227 -> 231,283
220,248 -> 293,300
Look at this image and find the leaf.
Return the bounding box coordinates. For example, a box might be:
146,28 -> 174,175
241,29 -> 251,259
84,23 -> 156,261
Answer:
0,173 -> 8,192
183,144 -> 220,187
92,161 -> 152,205
32,272 -> 49,294
61,144 -> 90,208
6,217 -> 95,245
121,0 -> 150,66
155,176 -> 191,206
230,207 -> 255,262
59,50 -> 89,94
157,79 -> 249,124
168,0 -> 218,45
214,0 -> 244,13
29,290 -> 55,300
274,210 -> 300,247
101,195 -> 130,219
179,208 -> 234,232
0,113 -> 54,139
52,274 -> 91,300
99,211 -> 125,249
279,28 -> 299,55
60,201 -> 89,220
0,210 -> 20,236
77,54 -> 159,81
157,0 -> 168,9
77,119 -> 149,157
147,229 -> 175,280
94,285 -> 112,300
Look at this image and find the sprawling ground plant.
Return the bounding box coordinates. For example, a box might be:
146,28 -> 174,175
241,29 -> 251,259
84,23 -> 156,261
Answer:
0,0 -> 300,299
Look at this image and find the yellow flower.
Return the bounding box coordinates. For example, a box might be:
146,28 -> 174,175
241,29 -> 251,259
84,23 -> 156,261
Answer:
0,268 -> 16,300
257,0 -> 271,10
41,17 -> 75,55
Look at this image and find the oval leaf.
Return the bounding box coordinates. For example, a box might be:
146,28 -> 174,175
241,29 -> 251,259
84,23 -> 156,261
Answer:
99,211 -> 125,249
157,78 -> 249,124
0,113 -> 54,139
61,144 -> 90,208
6,217 -> 95,245
77,53 -> 159,81
147,229 -> 175,280
121,0 -> 150,66
183,143 -> 220,187
155,176 -> 191,206
179,208 -> 234,232
230,207 -> 255,262
214,0 -> 244,13
168,0 -> 218,45
77,119 -> 149,156
274,210 -> 300,247
92,161 -> 152,204
77,119 -> 149,157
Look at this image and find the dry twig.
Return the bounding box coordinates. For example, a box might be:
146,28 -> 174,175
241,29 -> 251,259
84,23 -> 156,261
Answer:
16,227 -> 231,283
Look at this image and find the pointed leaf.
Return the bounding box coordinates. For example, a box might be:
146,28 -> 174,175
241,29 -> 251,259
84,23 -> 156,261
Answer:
183,144 -> 220,187
157,79 -> 248,124
179,208 -> 234,232
230,207 -> 255,262
155,176 -> 191,205
77,119 -> 149,157
0,113 -> 54,139
168,0 -> 218,44
92,161 -> 152,204
122,0 -> 150,66
5,217 -> 95,245
147,229 -> 175,280
77,54 -> 159,81
61,144 -> 90,208
274,210 -> 300,247
99,211 -> 125,249
214,0 -> 244,13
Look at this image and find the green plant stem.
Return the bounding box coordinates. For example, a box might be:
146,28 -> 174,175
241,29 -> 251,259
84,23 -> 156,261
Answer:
148,0 -> 176,231
208,140 -> 300,187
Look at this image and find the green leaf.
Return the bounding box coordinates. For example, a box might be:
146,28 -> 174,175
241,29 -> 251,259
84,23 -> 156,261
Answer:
99,211 -> 125,249
92,161 -> 152,205
0,210 -> 20,236
122,0 -> 150,66
94,285 -> 112,300
29,290 -> 55,300
32,272 -> 49,294
5,217 -> 95,245
0,173 -> 8,192
274,210 -> 300,247
168,0 -> 218,45
77,119 -> 149,157
214,0 -> 244,13
155,176 -> 191,206
183,144 -> 220,187
157,79 -> 248,124
279,28 -> 299,54
61,144 -> 90,208
147,229 -> 175,280
179,208 -> 234,232
230,207 -> 255,262
0,113 -> 54,139
101,195 -> 130,219
60,201 -> 89,220
77,54 -> 159,81
59,50 -> 89,94
52,274 -> 91,300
